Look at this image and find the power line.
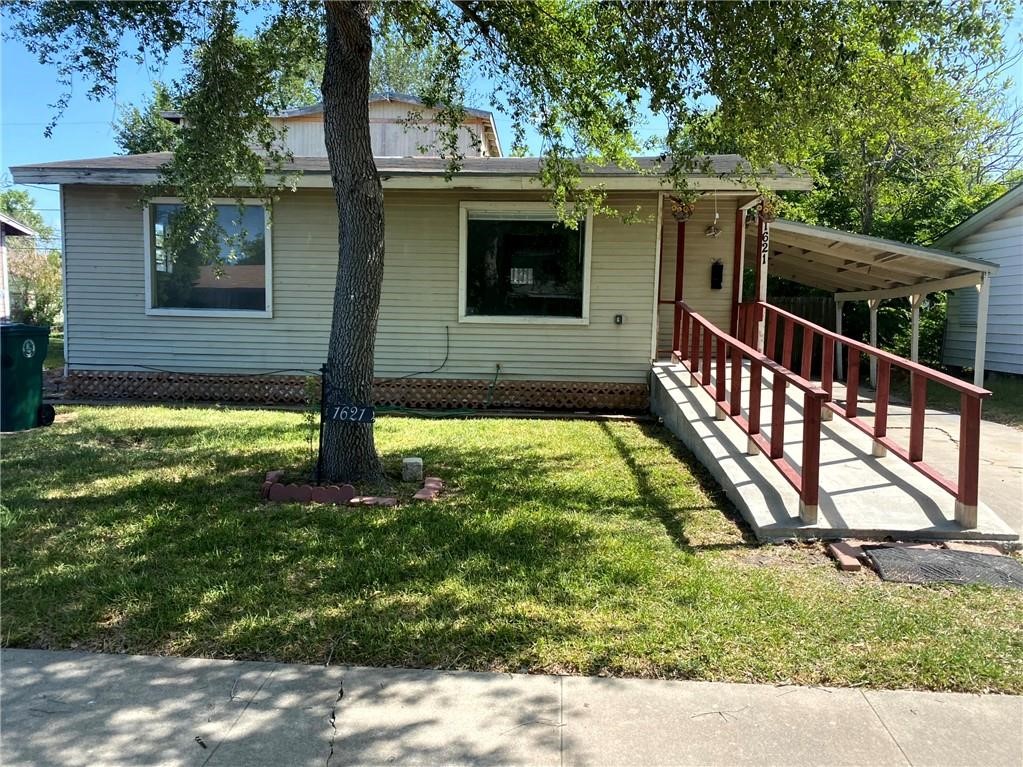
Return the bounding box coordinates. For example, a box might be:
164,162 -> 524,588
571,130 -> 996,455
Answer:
4,120 -> 115,126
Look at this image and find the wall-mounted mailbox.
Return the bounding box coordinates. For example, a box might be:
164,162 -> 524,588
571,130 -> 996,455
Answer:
711,260 -> 724,291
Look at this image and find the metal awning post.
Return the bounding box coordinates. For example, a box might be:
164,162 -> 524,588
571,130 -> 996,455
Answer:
974,273 -> 991,387
868,299 -> 880,388
909,293 -> 924,363
835,299 -> 844,380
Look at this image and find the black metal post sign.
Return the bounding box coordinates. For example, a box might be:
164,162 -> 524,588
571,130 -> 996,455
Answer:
320,365 -> 375,424
315,364 -> 375,483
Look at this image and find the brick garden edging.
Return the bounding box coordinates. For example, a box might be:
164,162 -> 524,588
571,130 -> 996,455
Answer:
260,471 -> 443,507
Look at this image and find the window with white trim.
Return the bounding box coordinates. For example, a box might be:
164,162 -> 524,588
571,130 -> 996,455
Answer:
145,200 -> 271,316
459,202 -> 591,323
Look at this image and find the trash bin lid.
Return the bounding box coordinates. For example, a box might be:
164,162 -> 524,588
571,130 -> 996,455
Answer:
0,323 -> 51,337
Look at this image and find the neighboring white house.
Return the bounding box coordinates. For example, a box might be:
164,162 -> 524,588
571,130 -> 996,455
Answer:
0,211 -> 38,321
9,94 -> 998,409
938,184 -> 1023,376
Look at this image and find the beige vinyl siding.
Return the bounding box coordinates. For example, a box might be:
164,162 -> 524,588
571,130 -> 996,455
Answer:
656,197 -> 738,353
62,186 -> 659,382
943,202 -> 1023,374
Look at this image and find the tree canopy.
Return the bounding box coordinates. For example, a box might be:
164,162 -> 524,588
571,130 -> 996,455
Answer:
8,0 -> 1018,480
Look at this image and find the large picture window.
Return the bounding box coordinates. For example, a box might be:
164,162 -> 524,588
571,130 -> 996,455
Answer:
144,200 -> 271,316
459,203 -> 591,324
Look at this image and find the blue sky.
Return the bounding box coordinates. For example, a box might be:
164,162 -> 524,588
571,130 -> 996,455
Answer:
2,15 -> 1020,244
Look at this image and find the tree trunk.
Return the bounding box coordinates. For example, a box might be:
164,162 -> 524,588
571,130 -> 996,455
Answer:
319,1 -> 384,483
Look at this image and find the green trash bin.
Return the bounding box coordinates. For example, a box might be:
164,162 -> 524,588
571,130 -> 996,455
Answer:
1,323 -> 54,432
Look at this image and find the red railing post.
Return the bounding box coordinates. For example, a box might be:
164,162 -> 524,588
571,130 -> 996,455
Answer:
821,337 -> 835,396
747,359 -> 763,455
821,336 -> 835,423
845,349 -> 860,419
873,359 -> 891,457
800,328 -> 813,380
715,337 -> 727,411
702,325 -> 712,386
689,321 -> 701,379
679,310 -> 691,362
730,344 -> 742,417
770,374 -> 786,459
800,393 -> 822,523
765,308 -> 778,360
781,318 -> 794,369
909,373 -> 927,462
956,393 -> 981,528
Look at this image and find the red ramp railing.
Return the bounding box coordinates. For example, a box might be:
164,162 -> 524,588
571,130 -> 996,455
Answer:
737,301 -> 990,527
674,301 -> 829,523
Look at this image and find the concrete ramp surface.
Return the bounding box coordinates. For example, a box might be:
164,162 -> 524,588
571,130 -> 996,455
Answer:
651,362 -> 1018,542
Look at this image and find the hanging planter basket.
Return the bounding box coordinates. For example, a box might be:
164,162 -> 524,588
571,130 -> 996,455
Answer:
758,199 -> 778,223
669,196 -> 696,222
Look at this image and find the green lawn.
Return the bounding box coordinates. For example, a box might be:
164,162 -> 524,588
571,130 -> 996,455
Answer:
43,330 -> 63,370
2,405 -> 1021,692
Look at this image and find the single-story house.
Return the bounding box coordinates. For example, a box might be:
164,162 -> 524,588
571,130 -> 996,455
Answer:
938,183 -> 1023,376
10,95 -> 999,409
0,212 -> 38,321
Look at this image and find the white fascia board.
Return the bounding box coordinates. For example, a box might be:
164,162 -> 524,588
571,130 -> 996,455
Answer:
12,167 -> 814,192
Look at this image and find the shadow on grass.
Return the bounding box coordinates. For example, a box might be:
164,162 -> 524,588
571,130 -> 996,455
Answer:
2,410 -> 751,673
597,420 -> 755,551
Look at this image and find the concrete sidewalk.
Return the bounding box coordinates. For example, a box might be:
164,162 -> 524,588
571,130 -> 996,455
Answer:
2,650 -> 1021,767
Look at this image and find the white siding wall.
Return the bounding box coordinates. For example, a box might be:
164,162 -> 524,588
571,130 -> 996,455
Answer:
943,202 -> 1023,374
62,186 -> 660,382
656,197 -> 738,353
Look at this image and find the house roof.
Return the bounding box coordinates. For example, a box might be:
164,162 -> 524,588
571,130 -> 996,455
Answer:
0,211 -> 37,238
752,218 -> 998,301
9,152 -> 813,192
933,183 -> 1023,249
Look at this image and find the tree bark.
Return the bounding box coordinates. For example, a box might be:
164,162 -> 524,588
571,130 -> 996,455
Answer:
320,0 -> 384,482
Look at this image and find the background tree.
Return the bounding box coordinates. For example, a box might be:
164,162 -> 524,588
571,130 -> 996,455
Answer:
8,0 -> 1015,481
113,82 -> 181,154
1,189 -> 62,326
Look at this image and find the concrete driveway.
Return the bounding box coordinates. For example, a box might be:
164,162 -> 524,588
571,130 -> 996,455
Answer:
882,405 -> 1023,536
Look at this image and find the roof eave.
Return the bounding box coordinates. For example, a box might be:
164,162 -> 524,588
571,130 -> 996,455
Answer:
933,183 -> 1023,248
9,164 -> 813,193
0,211 -> 38,237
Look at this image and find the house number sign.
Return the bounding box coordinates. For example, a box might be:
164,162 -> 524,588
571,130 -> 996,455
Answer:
325,403 -> 375,423
319,365 -> 375,424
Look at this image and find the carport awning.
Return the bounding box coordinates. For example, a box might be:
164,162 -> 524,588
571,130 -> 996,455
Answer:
752,219 -> 998,300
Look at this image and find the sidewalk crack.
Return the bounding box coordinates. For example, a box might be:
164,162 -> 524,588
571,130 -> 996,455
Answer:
861,690 -> 913,767
201,666 -> 276,767
325,679 -> 344,767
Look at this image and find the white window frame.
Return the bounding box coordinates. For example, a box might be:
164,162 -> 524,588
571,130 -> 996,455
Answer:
458,201 -> 592,325
143,197 -> 273,318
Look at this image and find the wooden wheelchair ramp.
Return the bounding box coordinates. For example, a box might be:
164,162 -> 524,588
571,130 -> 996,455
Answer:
652,301 -> 1018,542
